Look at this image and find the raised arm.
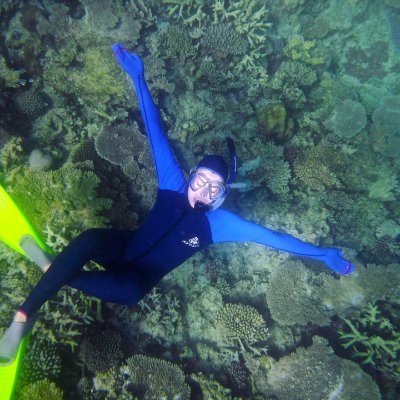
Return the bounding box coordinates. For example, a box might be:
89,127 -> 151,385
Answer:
112,44 -> 186,192
207,209 -> 355,275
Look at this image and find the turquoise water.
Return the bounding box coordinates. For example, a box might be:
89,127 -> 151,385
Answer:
0,0 -> 399,399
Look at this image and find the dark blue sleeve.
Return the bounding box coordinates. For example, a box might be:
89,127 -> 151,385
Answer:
206,209 -> 355,275
132,75 -> 186,192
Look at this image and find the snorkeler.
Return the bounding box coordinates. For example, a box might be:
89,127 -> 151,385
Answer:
0,44 -> 355,365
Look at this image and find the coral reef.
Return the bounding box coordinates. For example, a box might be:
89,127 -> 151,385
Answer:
338,302 -> 400,381
215,303 -> 268,351
265,260 -> 332,326
19,339 -> 62,384
0,55 -> 21,88
284,36 -> 325,65
16,379 -> 64,400
256,101 -> 295,144
293,144 -> 344,191
200,23 -> 248,59
323,99 -> 367,138
15,88 -> 48,118
371,95 -> 400,157
78,323 -> 124,374
122,354 -> 190,400
156,25 -> 197,61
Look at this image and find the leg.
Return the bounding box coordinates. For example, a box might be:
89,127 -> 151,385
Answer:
18,228 -> 134,317
0,228 -> 133,364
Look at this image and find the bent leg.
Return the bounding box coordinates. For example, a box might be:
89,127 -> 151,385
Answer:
18,228 -> 134,317
68,269 -> 153,305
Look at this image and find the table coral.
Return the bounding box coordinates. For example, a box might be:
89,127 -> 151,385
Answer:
265,260 -> 332,326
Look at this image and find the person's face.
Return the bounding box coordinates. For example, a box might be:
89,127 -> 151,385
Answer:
187,168 -> 225,208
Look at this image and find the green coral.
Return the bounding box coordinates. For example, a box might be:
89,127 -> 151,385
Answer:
284,36 -> 325,65
122,354 -> 190,400
265,260 -> 332,326
78,324 -> 124,373
216,303 -> 268,346
19,339 -> 62,384
156,25 -> 197,61
71,46 -> 127,108
9,165 -> 112,240
248,335 -> 381,400
338,302 -> 400,380
200,23 -> 248,59
293,144 -> 343,191
0,55 -> 21,88
16,379 -> 64,400
270,61 -> 317,108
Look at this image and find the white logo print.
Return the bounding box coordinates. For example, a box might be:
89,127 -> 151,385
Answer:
182,236 -> 200,248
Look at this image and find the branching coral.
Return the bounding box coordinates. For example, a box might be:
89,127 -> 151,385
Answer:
9,165 -> 111,238
200,23 -> 248,59
19,339 -> 62,384
122,354 -> 191,400
156,25 -> 197,61
284,36 -> 325,65
215,303 -> 268,353
0,55 -> 21,88
338,302 -> 400,380
293,144 -> 344,191
15,88 -> 48,118
16,379 -> 64,400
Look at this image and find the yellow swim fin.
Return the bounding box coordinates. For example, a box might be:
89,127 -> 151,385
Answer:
0,183 -> 51,400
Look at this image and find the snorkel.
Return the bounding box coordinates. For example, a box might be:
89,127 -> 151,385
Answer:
191,138 -> 245,213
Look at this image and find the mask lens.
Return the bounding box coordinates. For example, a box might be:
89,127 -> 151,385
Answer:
190,172 -> 225,200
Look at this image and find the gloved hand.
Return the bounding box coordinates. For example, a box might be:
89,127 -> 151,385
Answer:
112,43 -> 144,80
323,248 -> 355,275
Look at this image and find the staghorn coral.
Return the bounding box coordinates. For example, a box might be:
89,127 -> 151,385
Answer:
338,302 -> 400,380
265,260 -> 332,326
215,303 -> 268,346
78,323 -> 124,374
122,354 -> 191,400
190,372 -> 233,399
16,379 -> 64,400
143,55 -> 175,95
200,23 -> 248,59
0,136 -> 26,184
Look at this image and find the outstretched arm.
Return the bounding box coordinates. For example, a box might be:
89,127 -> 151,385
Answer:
207,209 -> 355,275
112,44 -> 186,192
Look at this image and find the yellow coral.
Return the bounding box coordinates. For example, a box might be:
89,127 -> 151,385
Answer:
284,36 -> 325,65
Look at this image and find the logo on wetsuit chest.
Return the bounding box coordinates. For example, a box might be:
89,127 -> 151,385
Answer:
182,236 -> 200,248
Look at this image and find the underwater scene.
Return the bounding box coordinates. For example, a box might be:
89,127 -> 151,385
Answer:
0,0 -> 400,399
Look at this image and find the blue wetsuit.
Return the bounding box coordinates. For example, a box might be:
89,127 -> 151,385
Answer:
18,47 -> 354,318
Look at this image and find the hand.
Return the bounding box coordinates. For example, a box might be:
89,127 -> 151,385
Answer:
112,43 -> 144,79
324,248 -> 355,275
